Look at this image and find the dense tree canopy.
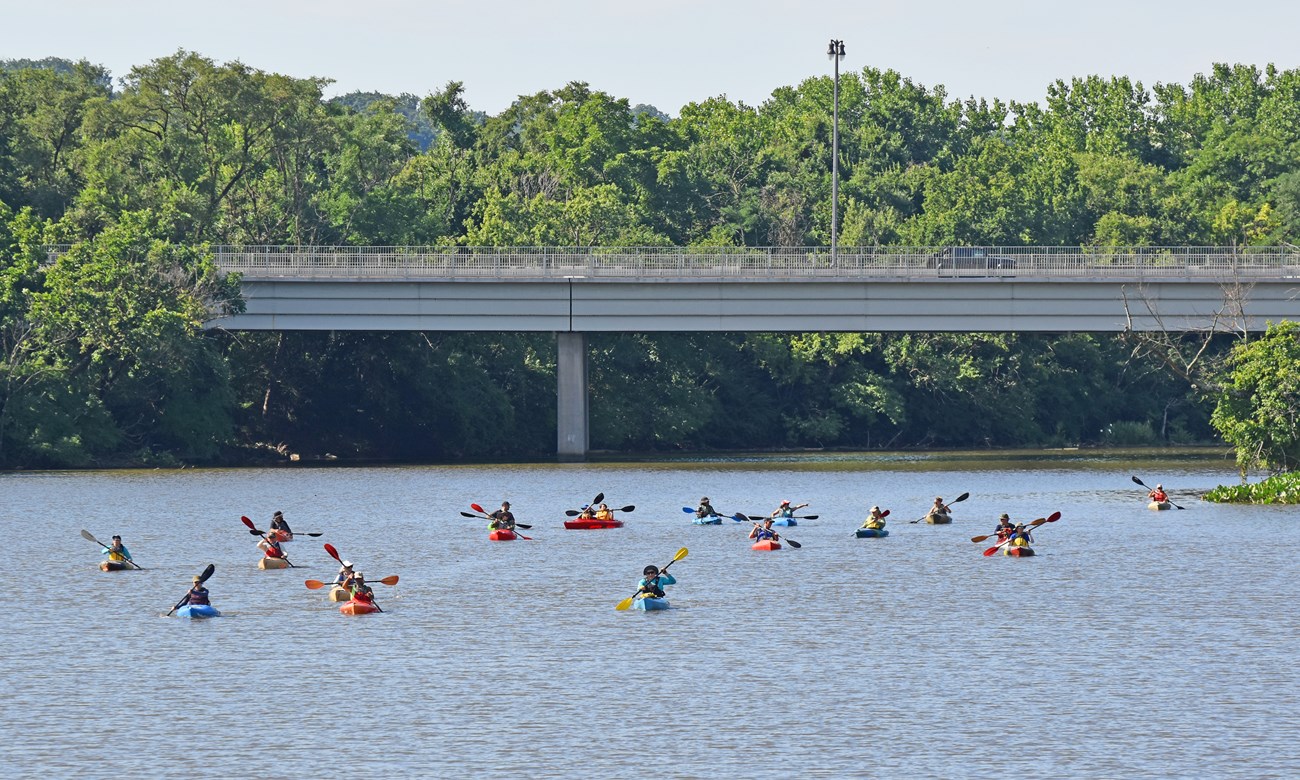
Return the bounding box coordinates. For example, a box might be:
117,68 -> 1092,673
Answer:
0,52 -> 1294,466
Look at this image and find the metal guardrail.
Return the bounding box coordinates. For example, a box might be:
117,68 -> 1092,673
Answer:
50,245 -> 1300,280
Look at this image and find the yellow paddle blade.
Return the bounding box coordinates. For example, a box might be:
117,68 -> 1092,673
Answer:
673,547 -> 688,562
615,596 -> 635,611
378,575 -> 400,586
304,579 -> 327,589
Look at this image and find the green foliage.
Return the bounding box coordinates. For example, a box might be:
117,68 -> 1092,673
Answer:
1210,321 -> 1300,473
1204,470 -> 1300,503
4,51 -> 1296,464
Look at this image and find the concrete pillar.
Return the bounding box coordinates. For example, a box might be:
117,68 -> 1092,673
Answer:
556,332 -> 589,461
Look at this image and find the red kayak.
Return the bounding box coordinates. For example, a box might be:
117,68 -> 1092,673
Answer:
340,599 -> 380,615
563,519 -> 624,530
489,528 -> 517,541
751,539 -> 781,551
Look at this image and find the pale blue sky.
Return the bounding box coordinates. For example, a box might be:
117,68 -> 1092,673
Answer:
3,0 -> 1298,114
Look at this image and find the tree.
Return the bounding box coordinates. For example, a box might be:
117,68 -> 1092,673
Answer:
1211,321 -> 1300,474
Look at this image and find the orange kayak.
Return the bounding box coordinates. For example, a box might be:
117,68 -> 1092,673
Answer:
340,599 -> 380,615
751,539 -> 781,551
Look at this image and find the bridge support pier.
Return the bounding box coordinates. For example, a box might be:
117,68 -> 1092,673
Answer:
556,332 -> 589,462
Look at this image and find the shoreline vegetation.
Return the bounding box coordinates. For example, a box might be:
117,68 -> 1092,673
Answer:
1204,472 -> 1300,504
1,54 -> 1298,479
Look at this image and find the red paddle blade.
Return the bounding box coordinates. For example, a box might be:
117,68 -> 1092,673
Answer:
1046,511 -> 1062,522
470,503 -> 486,514
324,543 -> 341,562
983,545 -> 1001,556
241,515 -> 256,530
880,510 -> 890,518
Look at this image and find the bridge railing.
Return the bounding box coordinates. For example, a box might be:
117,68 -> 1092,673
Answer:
48,245 -> 1300,279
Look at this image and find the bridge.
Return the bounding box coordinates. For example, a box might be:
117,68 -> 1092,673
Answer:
207,246 -> 1300,460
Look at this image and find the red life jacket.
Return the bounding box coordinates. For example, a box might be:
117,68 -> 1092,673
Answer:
353,588 -> 374,603
264,540 -> 283,558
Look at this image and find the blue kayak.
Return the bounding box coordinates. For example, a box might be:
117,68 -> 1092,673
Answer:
692,516 -> 722,525
855,528 -> 889,538
177,604 -> 221,619
634,597 -> 670,611
771,518 -> 797,527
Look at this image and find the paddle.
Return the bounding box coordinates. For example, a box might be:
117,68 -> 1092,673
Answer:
166,563 -> 215,616
80,529 -> 143,570
320,544 -> 385,612
1131,475 -> 1184,509
971,515 -> 1050,543
853,509 -> 890,535
910,491 -> 970,523
615,547 -> 688,611
305,575 -> 399,589
242,516 -> 296,567
466,503 -> 532,529
564,505 -> 635,517
983,512 -> 1060,556
736,514 -> 802,548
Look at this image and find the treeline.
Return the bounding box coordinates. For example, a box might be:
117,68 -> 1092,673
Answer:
2,51 -> 1295,467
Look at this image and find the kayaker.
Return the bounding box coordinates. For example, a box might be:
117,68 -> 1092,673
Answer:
488,501 -> 516,531
928,496 -> 951,520
994,513 -> 1015,541
257,533 -> 286,559
860,506 -> 886,530
577,505 -> 596,521
770,499 -> 808,519
1009,523 -> 1034,547
185,575 -> 211,607
637,564 -> 676,599
748,518 -> 780,542
334,560 -> 355,586
102,535 -> 133,564
350,573 -> 375,603
269,511 -> 293,538
695,497 -> 720,519
1148,484 -> 1169,503
595,503 -> 615,522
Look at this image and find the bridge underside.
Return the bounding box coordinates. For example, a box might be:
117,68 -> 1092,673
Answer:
210,276 -> 1300,460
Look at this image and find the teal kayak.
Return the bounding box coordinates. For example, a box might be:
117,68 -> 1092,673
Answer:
771,518 -> 797,527
634,597 -> 670,611
177,604 -> 220,618
692,516 -> 722,525
855,528 -> 888,538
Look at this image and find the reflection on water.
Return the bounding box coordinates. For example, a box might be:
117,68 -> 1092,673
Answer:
3,451 -> 1295,779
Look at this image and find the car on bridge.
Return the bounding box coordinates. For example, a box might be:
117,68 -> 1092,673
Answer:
925,247 -> 1017,276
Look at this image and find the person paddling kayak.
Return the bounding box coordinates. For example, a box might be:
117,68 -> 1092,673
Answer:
994,513 -> 1015,542
695,497 -> 720,519
257,533 -> 286,560
350,573 -> 375,603
860,506 -> 887,530
770,499 -> 808,520
488,501 -> 516,531
748,518 -> 781,543
102,535 -> 133,565
927,496 -> 953,522
1148,484 -> 1169,504
1008,523 -> 1034,548
269,511 -> 293,540
594,503 -> 616,522
334,560 -> 356,586
637,564 -> 676,600
185,575 -> 211,608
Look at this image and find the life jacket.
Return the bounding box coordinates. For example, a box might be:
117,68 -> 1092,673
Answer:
864,517 -> 885,529
106,546 -> 127,562
778,508 -> 794,518
188,586 -> 210,606
595,509 -> 614,521
753,527 -> 776,541
352,586 -> 374,603
639,577 -> 666,598
1151,491 -> 1168,503
263,539 -> 283,558
696,505 -> 716,518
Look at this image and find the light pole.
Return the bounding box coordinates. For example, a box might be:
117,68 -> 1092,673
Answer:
827,38 -> 845,264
